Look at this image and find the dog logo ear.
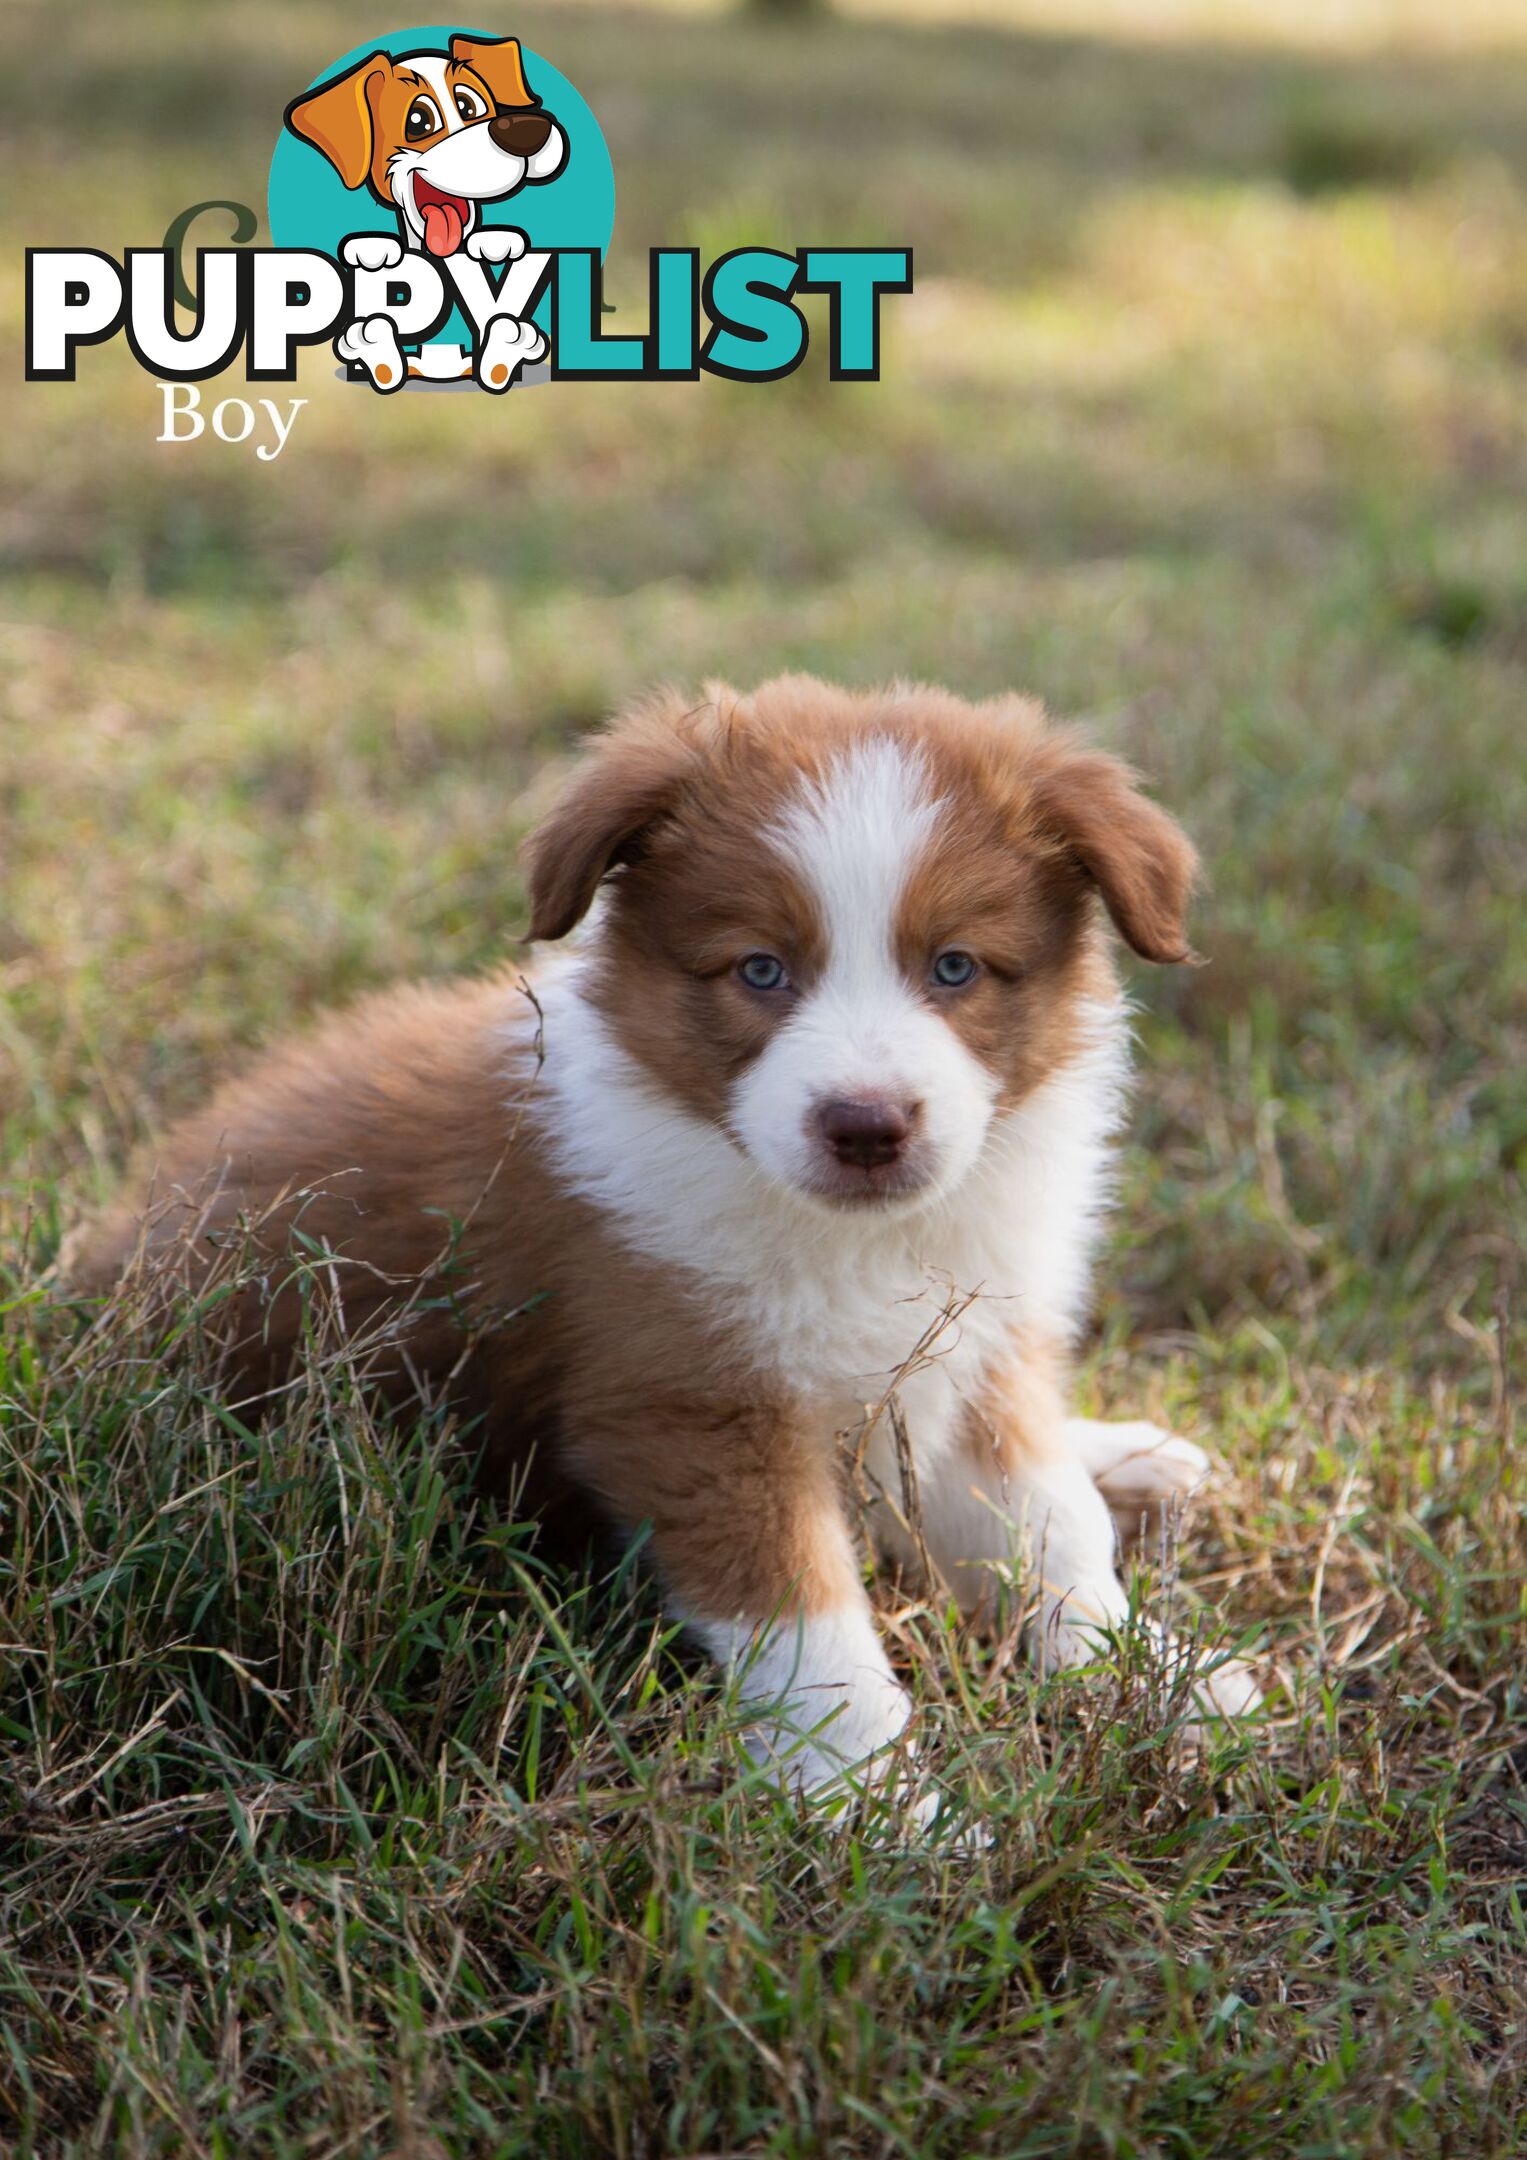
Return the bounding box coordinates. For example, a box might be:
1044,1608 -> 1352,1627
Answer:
285,52 -> 390,191
1030,743 -> 1200,964
449,33 -> 536,109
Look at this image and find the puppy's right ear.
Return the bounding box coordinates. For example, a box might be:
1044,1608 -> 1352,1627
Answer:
522,704 -> 699,942
285,54 -> 390,190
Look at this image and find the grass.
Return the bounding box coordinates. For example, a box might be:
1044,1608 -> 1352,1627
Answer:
2,0 -> 1525,2151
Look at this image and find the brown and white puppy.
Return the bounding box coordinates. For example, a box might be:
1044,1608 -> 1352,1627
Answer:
67,678 -> 1260,1817
286,36 -> 566,387
286,35 -> 566,261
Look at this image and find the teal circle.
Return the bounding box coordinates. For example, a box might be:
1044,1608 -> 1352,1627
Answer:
267,24 -> 614,342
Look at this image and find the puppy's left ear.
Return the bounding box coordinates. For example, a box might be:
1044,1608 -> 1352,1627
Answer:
449,33 -> 536,108
1031,744 -> 1200,964
522,701 -> 699,942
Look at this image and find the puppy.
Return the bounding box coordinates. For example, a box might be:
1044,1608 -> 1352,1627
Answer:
287,35 -> 566,389
286,35 -> 566,260
67,678 -> 1261,1810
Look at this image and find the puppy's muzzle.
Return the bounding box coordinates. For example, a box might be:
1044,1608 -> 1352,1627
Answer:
490,109 -> 556,157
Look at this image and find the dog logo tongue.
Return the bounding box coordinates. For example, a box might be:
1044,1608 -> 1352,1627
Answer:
413,176 -> 470,256
421,197 -> 465,256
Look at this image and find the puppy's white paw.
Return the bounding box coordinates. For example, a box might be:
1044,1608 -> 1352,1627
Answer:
744,1674 -> 913,1797
752,1732 -> 983,1848
476,313 -> 548,392
1149,1633 -> 1265,1746
1036,1598 -> 1265,1732
466,226 -> 529,265
1066,1418 -> 1212,1511
1186,1647 -> 1264,1722
341,235 -> 404,272
335,313 -> 405,391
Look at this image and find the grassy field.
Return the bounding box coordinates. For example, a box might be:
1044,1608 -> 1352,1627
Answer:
3,0 -> 1525,2151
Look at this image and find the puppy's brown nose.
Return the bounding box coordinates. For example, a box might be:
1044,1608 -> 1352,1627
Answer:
489,109 -> 554,156
818,1097 -> 918,1169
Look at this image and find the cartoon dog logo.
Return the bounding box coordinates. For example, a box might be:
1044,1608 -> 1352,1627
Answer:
285,33 -> 566,387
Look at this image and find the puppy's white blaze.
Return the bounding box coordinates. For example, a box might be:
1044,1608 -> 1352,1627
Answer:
770,737 -> 942,987
732,739 -> 998,1201
687,1602 -> 913,1791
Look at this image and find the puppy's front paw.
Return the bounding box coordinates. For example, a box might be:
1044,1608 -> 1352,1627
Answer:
743,1670 -> 913,1797
341,234 -> 404,272
1038,1599 -> 1265,1736
335,313 -> 406,391
1065,1418 -> 1213,1549
1150,1635 -> 1266,1752
1186,1647 -> 1264,1722
466,226 -> 529,265
749,1727 -> 984,1848
1066,1418 -> 1211,1503
477,314 -> 548,392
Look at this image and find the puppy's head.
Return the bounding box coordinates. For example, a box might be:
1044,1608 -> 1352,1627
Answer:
285,35 -> 566,256
524,678 -> 1198,1212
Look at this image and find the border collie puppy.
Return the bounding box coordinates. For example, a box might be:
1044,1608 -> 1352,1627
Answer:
68,676 -> 1261,1806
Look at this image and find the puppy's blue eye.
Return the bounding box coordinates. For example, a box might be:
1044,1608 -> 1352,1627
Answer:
738,953 -> 788,992
932,950 -> 978,988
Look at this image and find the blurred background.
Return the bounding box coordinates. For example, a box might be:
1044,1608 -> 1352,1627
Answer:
4,0 -> 1523,1388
